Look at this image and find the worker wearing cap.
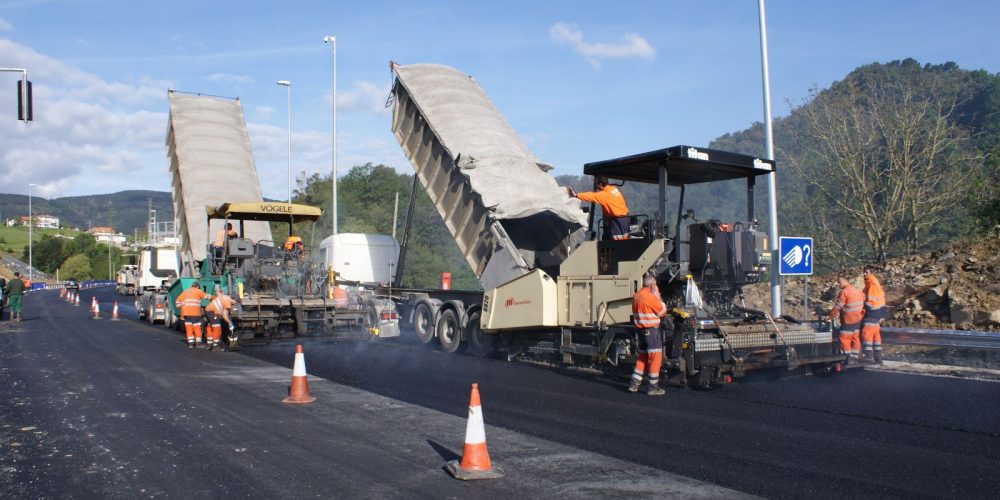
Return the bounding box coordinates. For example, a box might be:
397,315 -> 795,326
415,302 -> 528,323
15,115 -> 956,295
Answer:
829,274 -> 865,359
175,281 -> 208,349
629,275 -> 668,395
567,176 -> 630,241
204,285 -> 236,351
862,266 -> 886,364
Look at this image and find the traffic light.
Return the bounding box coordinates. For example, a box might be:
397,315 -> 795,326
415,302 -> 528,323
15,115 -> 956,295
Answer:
17,80 -> 32,121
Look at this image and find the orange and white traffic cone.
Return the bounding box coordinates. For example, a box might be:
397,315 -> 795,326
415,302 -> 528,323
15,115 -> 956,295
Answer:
92,301 -> 101,320
111,301 -> 120,321
445,383 -> 504,480
74,294 -> 80,306
282,344 -> 316,404
60,288 -> 66,299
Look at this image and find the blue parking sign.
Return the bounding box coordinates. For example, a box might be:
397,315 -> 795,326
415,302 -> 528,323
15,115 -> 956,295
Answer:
778,237 -> 813,275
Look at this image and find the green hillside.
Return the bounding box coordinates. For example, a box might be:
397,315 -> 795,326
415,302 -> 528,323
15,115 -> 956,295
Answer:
0,190 -> 173,237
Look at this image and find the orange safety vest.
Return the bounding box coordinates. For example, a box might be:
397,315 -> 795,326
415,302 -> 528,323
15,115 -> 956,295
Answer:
864,274 -> 886,311
831,284 -> 865,325
577,185 -> 629,218
283,236 -> 303,251
176,287 -> 207,317
206,294 -> 234,315
632,287 -> 667,329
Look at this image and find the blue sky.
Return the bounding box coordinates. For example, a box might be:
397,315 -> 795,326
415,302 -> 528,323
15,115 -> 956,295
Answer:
1,0 -> 998,200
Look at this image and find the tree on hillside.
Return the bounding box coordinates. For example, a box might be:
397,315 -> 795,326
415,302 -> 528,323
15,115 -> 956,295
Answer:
59,254 -> 92,280
784,71 -> 982,262
25,234 -> 65,273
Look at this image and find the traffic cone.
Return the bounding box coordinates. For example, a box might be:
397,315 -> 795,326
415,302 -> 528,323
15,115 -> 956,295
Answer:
111,301 -> 120,321
74,294 -> 80,306
445,383 -> 504,480
60,288 -> 66,298
282,344 -> 316,404
92,301 -> 101,320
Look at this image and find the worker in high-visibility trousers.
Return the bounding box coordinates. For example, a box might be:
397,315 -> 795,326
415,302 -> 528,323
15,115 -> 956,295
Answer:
629,275 -> 668,395
829,274 -> 865,360
204,285 -> 236,352
175,281 -> 207,349
567,176 -> 631,241
862,266 -> 886,364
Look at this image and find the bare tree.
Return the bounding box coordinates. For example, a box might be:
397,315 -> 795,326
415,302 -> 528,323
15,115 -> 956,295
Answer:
783,74 -> 982,262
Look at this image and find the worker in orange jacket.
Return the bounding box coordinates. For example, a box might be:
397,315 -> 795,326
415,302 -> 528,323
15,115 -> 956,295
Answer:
567,176 -> 630,241
829,274 -> 865,358
629,275 -> 668,395
862,266 -> 886,364
204,285 -> 235,352
175,281 -> 208,349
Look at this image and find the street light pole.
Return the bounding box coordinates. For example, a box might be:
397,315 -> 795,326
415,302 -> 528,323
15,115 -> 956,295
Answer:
757,0 -> 782,317
28,183 -> 35,282
276,80 -> 292,203
323,35 -> 338,235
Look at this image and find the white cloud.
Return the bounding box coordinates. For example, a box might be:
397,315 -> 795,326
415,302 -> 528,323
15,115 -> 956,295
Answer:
0,16 -> 12,31
207,72 -> 253,84
255,105 -> 275,120
327,80 -> 392,116
0,39 -> 171,198
549,22 -> 656,68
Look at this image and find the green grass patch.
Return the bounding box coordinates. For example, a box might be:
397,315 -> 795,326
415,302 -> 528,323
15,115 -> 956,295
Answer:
0,226 -> 83,256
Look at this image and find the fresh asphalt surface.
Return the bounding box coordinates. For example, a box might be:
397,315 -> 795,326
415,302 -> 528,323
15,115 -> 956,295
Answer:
3,287 -> 999,499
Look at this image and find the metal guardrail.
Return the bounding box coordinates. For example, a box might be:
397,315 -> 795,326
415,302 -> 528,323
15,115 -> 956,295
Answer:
881,327 -> 1000,350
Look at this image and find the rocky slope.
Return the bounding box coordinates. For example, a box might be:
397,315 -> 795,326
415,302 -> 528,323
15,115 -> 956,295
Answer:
743,238 -> 1000,331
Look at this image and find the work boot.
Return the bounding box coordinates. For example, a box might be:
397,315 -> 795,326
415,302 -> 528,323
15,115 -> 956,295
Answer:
627,381 -> 640,393
874,352 -> 883,365
647,385 -> 665,396
187,343 -> 194,350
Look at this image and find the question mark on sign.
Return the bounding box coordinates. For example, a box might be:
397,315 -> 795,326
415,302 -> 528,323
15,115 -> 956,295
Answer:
802,244 -> 811,268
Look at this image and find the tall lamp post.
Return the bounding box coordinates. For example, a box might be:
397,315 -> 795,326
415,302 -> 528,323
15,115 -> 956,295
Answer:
276,80 -> 292,203
757,0 -> 781,317
28,183 -> 35,282
323,35 -> 338,235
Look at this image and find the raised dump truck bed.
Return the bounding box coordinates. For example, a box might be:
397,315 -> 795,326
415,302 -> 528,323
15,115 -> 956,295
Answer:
389,63 -> 587,290
166,91 -> 273,274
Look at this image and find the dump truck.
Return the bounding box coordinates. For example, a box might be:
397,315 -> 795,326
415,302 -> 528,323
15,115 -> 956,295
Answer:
116,264 -> 139,295
134,246 -> 180,324
384,62 -> 843,387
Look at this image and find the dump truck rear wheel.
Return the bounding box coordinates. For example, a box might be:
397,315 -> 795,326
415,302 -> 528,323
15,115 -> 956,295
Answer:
413,303 -> 435,344
465,311 -> 493,357
437,309 -> 462,353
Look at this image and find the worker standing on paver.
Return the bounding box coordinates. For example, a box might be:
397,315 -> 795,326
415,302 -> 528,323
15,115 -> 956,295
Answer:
175,281 -> 208,349
567,176 -> 630,241
862,266 -> 886,364
829,274 -> 865,360
204,285 -> 235,351
5,272 -> 25,322
629,275 -> 668,395
211,223 -> 239,272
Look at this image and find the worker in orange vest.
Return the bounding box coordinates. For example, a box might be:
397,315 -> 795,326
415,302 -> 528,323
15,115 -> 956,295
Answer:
629,275 -> 668,395
567,176 -> 630,241
862,266 -> 886,364
829,274 -> 865,359
175,281 -> 208,349
204,285 -> 236,352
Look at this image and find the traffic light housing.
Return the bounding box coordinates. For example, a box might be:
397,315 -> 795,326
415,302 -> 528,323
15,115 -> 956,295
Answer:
17,80 -> 32,121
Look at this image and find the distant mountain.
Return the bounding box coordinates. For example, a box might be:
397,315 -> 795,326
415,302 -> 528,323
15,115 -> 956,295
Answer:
0,190 -> 173,237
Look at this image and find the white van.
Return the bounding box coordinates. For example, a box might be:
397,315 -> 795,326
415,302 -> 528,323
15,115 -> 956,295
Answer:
317,233 -> 399,285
